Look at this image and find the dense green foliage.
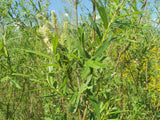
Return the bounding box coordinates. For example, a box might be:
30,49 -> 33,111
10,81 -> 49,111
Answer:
0,0 -> 160,119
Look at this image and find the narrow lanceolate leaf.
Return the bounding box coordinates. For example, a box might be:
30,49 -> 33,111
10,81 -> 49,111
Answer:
93,36 -> 116,59
21,49 -> 52,59
69,92 -> 77,105
79,75 -> 92,93
1,76 -> 11,82
86,60 -> 100,69
0,42 -> 3,50
52,33 -> 58,55
88,92 -> 100,119
129,0 -> 138,11
116,11 -> 146,19
38,1 -> 41,11
69,92 -> 80,113
12,73 -> 30,77
93,39 -> 109,59
88,13 -> 102,40
77,29 -> 84,57
70,53 -> 80,60
86,59 -> 107,69
19,1 -> 26,11
73,94 -> 80,113
78,27 -> 85,49
100,101 -> 109,113
77,40 -> 84,57
10,80 -> 21,89
41,64 -> 60,68
96,2 -> 109,29
77,27 -> 86,58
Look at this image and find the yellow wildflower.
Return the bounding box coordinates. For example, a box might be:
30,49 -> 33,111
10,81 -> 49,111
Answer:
157,89 -> 160,92
151,98 -> 154,103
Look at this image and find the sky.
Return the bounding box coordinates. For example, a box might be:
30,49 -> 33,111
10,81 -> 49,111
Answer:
48,0 -> 93,20
48,0 -> 159,22
48,0 -> 93,14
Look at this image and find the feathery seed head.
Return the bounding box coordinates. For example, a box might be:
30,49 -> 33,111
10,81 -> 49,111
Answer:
51,10 -> 57,25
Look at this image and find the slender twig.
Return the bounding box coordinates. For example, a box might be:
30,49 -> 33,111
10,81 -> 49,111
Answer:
92,0 -> 96,54
6,85 -> 13,120
92,0 -> 96,43
119,65 -> 124,120
78,108 -> 82,120
95,83 -> 101,98
67,0 -> 78,29
82,99 -> 89,120
114,42 -> 131,72
74,0 -> 78,30
67,0 -> 75,11
30,0 -> 40,12
76,63 -> 82,102
145,58 -> 148,85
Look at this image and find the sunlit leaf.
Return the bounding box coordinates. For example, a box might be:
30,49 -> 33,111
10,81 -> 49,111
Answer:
116,11 -> 146,19
79,75 -> 92,93
12,73 -> 30,77
22,49 -> 52,59
10,80 -> 21,89
88,13 -> 102,40
52,33 -> 58,55
1,76 -> 11,82
96,2 -> 109,29
88,91 -> 100,119
73,94 -> 80,113
93,36 -> 116,59
0,42 -> 3,50
86,59 -> 100,69
41,64 -> 60,68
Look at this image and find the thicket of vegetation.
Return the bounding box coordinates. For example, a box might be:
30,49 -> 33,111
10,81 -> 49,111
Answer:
0,0 -> 160,119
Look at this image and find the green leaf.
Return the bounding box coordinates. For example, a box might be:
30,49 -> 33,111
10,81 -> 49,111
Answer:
116,11 -> 146,19
73,94 -> 80,113
1,76 -> 11,82
88,93 -> 100,119
107,110 -> 129,115
77,38 -> 84,57
70,53 -> 80,60
79,75 -> 92,93
88,13 -> 102,40
0,42 -> 3,50
10,80 -> 21,89
96,2 -> 109,29
60,77 -> 67,91
78,27 -> 85,49
81,66 -> 90,79
86,60 -> 100,69
19,1 -> 26,11
77,28 -> 85,57
93,36 -> 116,59
12,73 -> 30,77
41,64 -> 60,68
126,39 -> 136,43
22,49 -> 52,59
52,33 -> 58,55
38,1 -> 41,11
129,0 -> 138,11
69,92 -> 77,105
69,92 -> 80,113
